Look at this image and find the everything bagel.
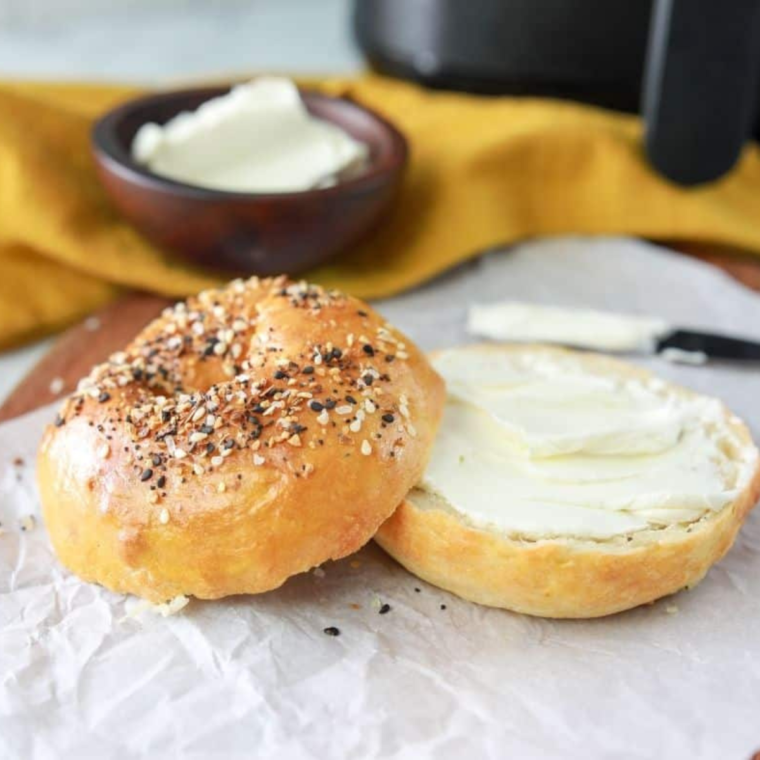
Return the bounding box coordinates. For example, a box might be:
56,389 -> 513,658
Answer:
38,276 -> 445,602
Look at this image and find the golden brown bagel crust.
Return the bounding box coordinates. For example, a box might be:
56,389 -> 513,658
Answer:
375,345 -> 760,618
38,277 -> 444,603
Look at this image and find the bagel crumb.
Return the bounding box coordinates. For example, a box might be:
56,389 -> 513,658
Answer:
253,454 -> 265,466
19,515 -> 36,532
379,603 -> 391,615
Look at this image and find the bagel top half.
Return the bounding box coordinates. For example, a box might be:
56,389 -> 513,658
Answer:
38,276 -> 445,603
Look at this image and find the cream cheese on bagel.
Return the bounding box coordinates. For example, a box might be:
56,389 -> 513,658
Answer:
420,347 -> 757,540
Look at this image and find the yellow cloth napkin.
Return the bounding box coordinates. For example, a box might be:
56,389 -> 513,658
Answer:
2,74 -> 760,350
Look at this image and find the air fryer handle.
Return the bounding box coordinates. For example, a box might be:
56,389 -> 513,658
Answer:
643,0 -> 760,185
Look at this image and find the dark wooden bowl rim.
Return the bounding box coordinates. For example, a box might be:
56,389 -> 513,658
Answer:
92,85 -> 409,201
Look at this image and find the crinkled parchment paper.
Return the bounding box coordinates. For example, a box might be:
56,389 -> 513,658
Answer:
2,238 -> 760,760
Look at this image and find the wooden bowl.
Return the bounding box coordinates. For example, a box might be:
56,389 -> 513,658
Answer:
92,86 -> 408,276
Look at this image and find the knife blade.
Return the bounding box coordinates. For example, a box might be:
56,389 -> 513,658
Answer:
466,302 -> 760,363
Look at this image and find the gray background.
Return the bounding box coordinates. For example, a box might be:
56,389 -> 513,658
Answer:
0,0 -> 360,80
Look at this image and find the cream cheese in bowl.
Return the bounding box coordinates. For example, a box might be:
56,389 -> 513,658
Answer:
131,77 -> 369,193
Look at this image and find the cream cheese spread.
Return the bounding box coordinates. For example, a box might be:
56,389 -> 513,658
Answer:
132,77 -> 368,193
419,348 -> 755,540
467,302 -> 670,352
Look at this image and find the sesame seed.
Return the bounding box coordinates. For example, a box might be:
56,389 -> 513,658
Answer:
364,399 -> 376,414
309,400 -> 324,412
302,365 -> 315,375
361,440 -> 372,456
211,455 -> 224,467
288,433 -> 302,447
159,508 -> 170,524
323,627 -> 341,637
174,448 -> 187,459
140,468 -> 153,482
317,410 -> 330,426
362,344 -> 374,356
157,475 -> 166,489
349,419 -> 362,433
253,454 -> 265,466
98,391 -> 111,403
336,405 -> 353,415
217,482 -> 226,493
97,443 -> 111,459
379,603 -> 391,615
193,464 -> 205,476
382,413 -> 395,423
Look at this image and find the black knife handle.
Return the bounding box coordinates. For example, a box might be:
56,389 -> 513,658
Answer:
657,330 -> 760,361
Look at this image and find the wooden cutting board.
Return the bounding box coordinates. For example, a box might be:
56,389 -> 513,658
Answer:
2,246 -> 760,425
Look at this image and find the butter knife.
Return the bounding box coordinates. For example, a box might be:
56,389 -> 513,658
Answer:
467,302 -> 760,362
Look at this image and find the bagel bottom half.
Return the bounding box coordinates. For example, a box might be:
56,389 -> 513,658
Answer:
375,345 -> 760,618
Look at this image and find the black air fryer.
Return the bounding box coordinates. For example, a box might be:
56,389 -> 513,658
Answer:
353,0 -> 760,185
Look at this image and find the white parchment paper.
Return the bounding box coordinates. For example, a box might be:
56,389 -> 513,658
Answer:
2,237 -> 760,760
